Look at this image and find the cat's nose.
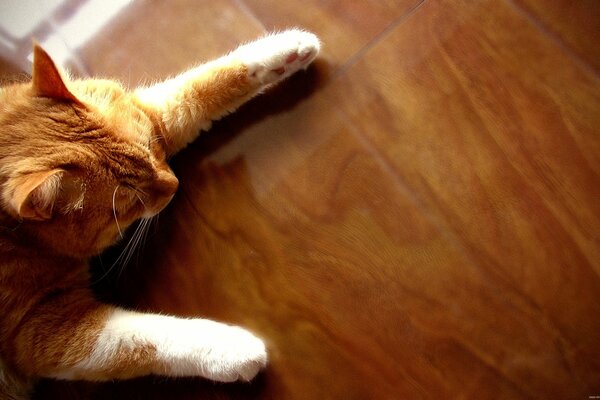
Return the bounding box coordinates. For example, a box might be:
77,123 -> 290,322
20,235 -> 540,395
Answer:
156,170 -> 179,198
145,170 -> 179,216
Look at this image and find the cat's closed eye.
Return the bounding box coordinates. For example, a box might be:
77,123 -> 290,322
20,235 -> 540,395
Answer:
113,185 -> 143,210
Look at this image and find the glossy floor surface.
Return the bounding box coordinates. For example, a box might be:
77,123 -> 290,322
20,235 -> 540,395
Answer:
1,0 -> 600,399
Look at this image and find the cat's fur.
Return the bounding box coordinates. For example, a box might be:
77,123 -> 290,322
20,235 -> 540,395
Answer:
0,30 -> 319,399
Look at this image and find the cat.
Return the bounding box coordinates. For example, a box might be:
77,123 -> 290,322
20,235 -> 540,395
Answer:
0,29 -> 320,399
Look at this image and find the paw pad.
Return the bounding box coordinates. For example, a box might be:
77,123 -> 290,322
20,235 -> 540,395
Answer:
238,29 -> 320,85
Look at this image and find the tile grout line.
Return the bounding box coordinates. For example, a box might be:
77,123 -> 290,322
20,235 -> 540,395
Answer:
331,0 -> 427,81
504,0 -> 599,79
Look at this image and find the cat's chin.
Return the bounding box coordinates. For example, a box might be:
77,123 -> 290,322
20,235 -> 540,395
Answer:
142,210 -> 159,219
90,229 -> 131,256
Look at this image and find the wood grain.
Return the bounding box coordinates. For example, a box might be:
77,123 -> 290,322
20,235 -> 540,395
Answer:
1,0 -> 597,398
315,0 -> 600,397
511,0 -> 600,72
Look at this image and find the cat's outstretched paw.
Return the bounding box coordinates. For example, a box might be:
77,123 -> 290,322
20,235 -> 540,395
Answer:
235,29 -> 320,85
195,325 -> 268,382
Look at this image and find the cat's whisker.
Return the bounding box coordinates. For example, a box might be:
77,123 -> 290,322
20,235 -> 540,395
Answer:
112,185 -> 123,239
132,219 -> 148,270
91,219 -> 145,285
140,215 -> 155,260
121,219 -> 146,268
92,216 -> 144,285
133,186 -> 148,196
119,217 -> 152,279
126,184 -> 149,207
116,219 -> 145,266
134,191 -> 146,209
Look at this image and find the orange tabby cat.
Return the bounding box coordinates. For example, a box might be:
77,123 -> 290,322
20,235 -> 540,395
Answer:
0,30 -> 320,399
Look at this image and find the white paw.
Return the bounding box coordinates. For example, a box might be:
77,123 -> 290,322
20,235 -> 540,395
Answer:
196,326 -> 268,382
234,29 -> 320,85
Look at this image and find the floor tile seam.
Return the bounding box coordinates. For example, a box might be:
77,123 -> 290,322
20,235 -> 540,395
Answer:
504,0 -> 600,78
331,0 -> 427,81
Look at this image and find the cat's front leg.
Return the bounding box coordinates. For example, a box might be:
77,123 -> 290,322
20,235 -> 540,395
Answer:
15,298 -> 266,383
52,308 -> 267,382
135,29 -> 320,156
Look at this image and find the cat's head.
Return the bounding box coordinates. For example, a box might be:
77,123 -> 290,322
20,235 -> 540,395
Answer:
0,45 -> 178,257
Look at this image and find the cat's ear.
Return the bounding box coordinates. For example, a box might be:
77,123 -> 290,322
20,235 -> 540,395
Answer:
31,43 -> 81,104
5,169 -> 64,221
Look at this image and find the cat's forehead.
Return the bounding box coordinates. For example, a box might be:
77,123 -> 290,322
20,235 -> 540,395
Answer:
106,102 -> 153,146
69,80 -> 154,145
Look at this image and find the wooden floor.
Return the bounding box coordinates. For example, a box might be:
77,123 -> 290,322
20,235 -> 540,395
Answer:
1,0 -> 599,398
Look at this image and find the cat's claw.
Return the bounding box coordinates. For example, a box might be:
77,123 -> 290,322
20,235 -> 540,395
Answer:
235,29 -> 320,85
